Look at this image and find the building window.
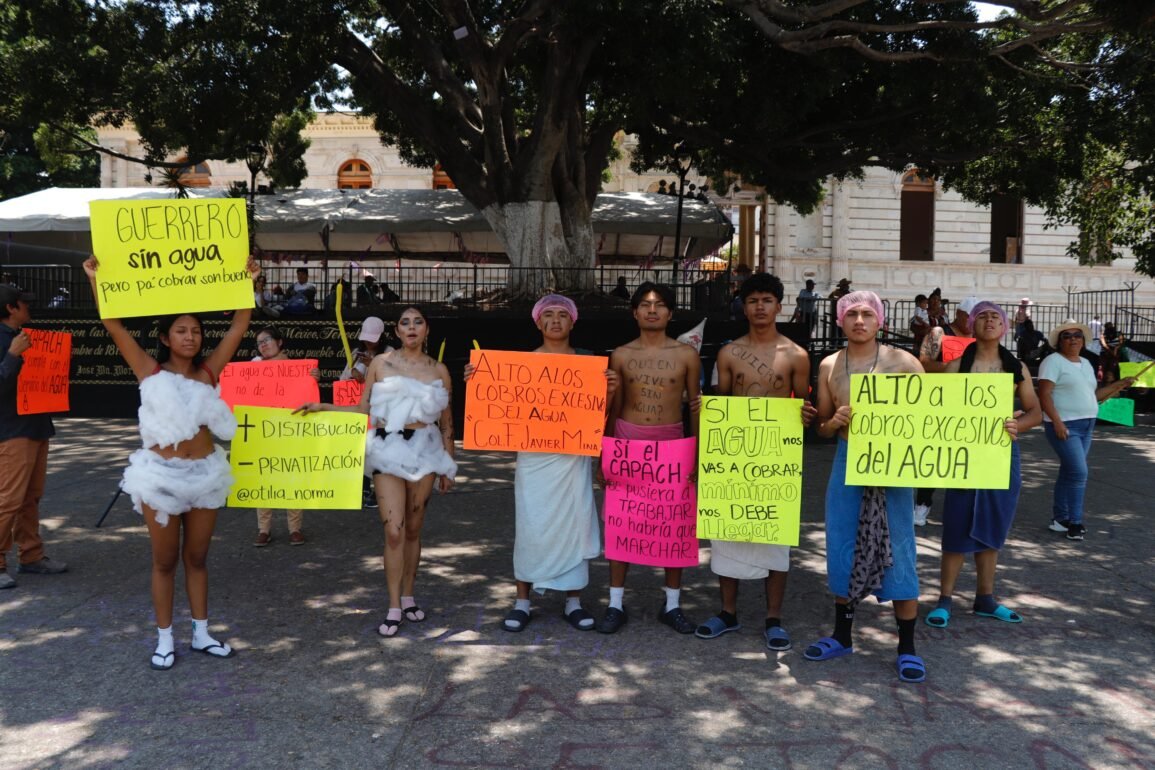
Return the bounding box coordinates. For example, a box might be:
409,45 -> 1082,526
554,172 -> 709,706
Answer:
989,194 -> 1023,264
899,169 -> 934,261
432,163 -> 456,190
338,159 -> 373,189
177,158 -> 212,188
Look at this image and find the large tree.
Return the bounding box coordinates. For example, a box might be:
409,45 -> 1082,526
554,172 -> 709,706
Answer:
3,1 -> 1153,284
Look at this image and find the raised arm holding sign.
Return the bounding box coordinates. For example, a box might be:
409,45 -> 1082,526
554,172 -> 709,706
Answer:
82,254 -> 259,669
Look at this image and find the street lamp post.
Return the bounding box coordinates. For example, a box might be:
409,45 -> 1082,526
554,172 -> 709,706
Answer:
244,144 -> 266,253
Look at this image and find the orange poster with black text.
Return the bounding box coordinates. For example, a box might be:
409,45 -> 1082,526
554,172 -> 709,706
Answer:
464,349 -> 608,456
17,329 -> 71,415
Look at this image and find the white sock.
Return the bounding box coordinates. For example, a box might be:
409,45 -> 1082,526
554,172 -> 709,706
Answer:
564,597 -> 582,615
663,587 -> 681,612
191,618 -> 232,655
609,586 -> 625,610
514,598 -> 531,614
155,625 -> 174,656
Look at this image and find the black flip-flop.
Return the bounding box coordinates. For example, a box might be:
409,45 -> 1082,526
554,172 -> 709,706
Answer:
564,607 -> 595,631
503,608 -> 531,632
150,651 -> 174,670
191,643 -> 235,658
402,605 -> 426,623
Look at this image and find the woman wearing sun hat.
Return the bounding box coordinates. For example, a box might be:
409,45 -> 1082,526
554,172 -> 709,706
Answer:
1037,319 -> 1134,541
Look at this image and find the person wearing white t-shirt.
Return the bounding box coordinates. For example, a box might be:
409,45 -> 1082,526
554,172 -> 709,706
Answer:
1037,320 -> 1132,542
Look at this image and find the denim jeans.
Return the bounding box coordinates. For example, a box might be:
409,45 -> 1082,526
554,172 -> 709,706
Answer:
1043,418 -> 1095,525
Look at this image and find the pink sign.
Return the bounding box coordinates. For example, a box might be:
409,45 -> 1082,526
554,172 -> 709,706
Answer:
332,379 -> 364,406
601,437 -> 698,567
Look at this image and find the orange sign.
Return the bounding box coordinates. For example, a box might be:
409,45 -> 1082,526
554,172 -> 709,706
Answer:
219,359 -> 320,409
332,379 -> 364,406
17,329 -> 71,415
942,336 -> 975,362
464,349 -> 608,455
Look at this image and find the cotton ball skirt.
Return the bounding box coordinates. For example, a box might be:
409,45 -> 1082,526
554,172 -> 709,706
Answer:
121,446 -> 233,527
364,426 -> 457,482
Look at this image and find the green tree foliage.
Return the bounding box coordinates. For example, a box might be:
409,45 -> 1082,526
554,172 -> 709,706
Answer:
2,0 -> 1153,281
265,110 -> 313,190
0,123 -> 98,199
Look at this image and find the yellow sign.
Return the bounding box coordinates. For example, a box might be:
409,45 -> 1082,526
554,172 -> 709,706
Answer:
227,406 -> 367,510
847,373 -> 1013,489
696,396 -> 803,546
1119,362 -> 1155,388
89,198 -> 252,318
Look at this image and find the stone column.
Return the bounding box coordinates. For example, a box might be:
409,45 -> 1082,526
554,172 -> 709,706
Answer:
830,179 -> 850,286
773,203 -> 791,277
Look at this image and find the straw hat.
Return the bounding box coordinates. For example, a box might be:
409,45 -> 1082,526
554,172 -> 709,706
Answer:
1048,318 -> 1092,348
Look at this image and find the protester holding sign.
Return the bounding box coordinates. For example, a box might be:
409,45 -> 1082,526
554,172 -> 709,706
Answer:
83,255 -> 257,670
914,296 -> 979,525
599,282 -> 701,635
296,306 -> 456,638
250,325 -> 321,547
1038,319 -> 1134,542
809,290 -> 928,684
0,285 -> 69,590
925,302 -> 1042,629
466,295 -> 618,634
695,273 -> 816,650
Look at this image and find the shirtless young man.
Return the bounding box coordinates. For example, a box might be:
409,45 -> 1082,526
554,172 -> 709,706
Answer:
599,282 -> 701,634
806,290 -> 929,683
695,273 -> 817,650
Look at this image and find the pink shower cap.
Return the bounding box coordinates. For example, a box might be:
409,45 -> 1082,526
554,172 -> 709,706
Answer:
531,294 -> 578,324
836,290 -> 885,327
965,301 -> 1008,334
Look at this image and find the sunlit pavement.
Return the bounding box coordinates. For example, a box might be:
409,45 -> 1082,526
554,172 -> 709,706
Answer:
2,418 -> 1153,769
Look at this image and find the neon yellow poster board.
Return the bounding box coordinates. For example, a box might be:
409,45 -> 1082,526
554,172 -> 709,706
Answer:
227,406 -> 367,510
1119,362 -> 1155,388
697,396 -> 803,546
1097,398 -> 1135,427
89,198 -> 252,318
847,373 -> 1013,489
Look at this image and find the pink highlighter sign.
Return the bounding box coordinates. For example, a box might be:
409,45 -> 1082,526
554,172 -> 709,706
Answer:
601,436 -> 698,568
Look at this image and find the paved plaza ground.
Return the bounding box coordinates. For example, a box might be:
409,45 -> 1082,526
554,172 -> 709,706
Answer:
2,418 -> 1154,769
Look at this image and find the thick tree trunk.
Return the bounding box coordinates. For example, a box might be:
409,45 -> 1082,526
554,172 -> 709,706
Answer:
482,199 -> 596,296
